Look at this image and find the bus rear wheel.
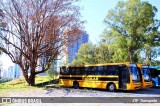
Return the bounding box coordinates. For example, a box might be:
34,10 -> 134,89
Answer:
73,81 -> 79,89
107,83 -> 116,92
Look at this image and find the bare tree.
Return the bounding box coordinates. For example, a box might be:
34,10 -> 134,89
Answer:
0,0 -> 84,86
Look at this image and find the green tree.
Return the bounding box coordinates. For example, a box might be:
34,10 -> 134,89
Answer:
94,44 -> 113,63
46,69 -> 58,80
142,27 -> 160,65
101,30 -> 130,62
71,42 -> 96,66
71,42 -> 115,66
104,0 -> 159,62
71,58 -> 85,66
46,61 -> 59,79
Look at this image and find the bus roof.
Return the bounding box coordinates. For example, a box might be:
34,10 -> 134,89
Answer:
61,62 -> 134,67
85,62 -> 130,66
60,66 -> 85,68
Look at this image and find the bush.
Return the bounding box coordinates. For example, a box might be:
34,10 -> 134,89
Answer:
0,78 -> 13,83
46,69 -> 59,80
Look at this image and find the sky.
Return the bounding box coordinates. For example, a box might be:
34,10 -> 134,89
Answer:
79,0 -> 160,44
1,0 -> 160,70
0,55 -> 14,70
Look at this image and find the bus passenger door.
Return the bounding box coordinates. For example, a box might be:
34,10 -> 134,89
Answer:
119,67 -> 130,89
137,67 -> 142,83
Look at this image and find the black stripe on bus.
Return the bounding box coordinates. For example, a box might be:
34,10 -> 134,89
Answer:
59,77 -> 82,80
59,77 -> 118,81
98,78 -> 118,81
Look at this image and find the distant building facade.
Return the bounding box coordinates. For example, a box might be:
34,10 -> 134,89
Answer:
13,64 -> 23,78
1,64 -> 23,79
61,31 -> 89,64
8,66 -> 14,78
68,31 -> 89,63
0,69 -> 1,79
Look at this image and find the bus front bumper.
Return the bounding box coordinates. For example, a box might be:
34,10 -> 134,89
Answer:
142,81 -> 152,88
127,82 -> 141,90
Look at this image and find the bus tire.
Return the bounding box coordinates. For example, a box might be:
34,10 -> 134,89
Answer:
73,81 -> 79,89
107,83 -> 116,92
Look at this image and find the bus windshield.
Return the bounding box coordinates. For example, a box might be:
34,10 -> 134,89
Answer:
142,68 -> 151,81
129,66 -> 140,82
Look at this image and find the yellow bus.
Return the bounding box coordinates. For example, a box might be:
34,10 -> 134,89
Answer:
137,64 -> 152,88
59,62 -> 141,91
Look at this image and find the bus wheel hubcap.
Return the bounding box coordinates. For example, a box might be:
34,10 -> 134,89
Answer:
110,85 -> 114,91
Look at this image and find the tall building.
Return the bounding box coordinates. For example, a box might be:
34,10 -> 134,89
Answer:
0,61 -> 2,79
3,64 -> 23,79
8,66 -> 14,78
13,64 -> 23,79
68,31 -> 89,63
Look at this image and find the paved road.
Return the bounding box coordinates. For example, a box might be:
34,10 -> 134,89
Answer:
6,86 -> 160,97
44,87 -> 160,97
4,87 -> 160,106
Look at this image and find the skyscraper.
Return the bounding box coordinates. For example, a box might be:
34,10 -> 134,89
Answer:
8,66 -> 13,78
68,31 -> 89,63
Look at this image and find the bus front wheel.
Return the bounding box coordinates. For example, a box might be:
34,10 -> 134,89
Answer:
73,81 -> 79,89
107,83 -> 116,92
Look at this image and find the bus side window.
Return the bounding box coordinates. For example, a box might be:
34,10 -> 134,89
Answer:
107,66 -> 113,75
76,67 -> 80,75
72,67 -> 76,75
74,67 -> 77,75
107,66 -> 118,75
92,66 -> 97,75
74,67 -> 79,75
75,67 -> 78,75
114,66 -> 119,75
97,66 -> 103,75
84,67 -> 89,75
89,66 -> 94,75
63,67 -> 69,75
68,67 -> 71,75
60,67 -> 65,75
79,67 -> 83,75
78,67 -> 81,75
103,66 -> 107,75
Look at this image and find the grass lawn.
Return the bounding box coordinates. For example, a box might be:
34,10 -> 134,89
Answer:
0,76 -> 58,96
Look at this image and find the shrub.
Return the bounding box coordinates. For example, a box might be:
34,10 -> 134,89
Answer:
0,78 -> 12,83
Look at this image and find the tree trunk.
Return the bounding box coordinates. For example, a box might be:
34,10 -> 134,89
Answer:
21,69 -> 36,86
22,69 -> 30,85
149,53 -> 152,65
28,68 -> 36,86
28,74 -> 35,86
128,50 -> 133,63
